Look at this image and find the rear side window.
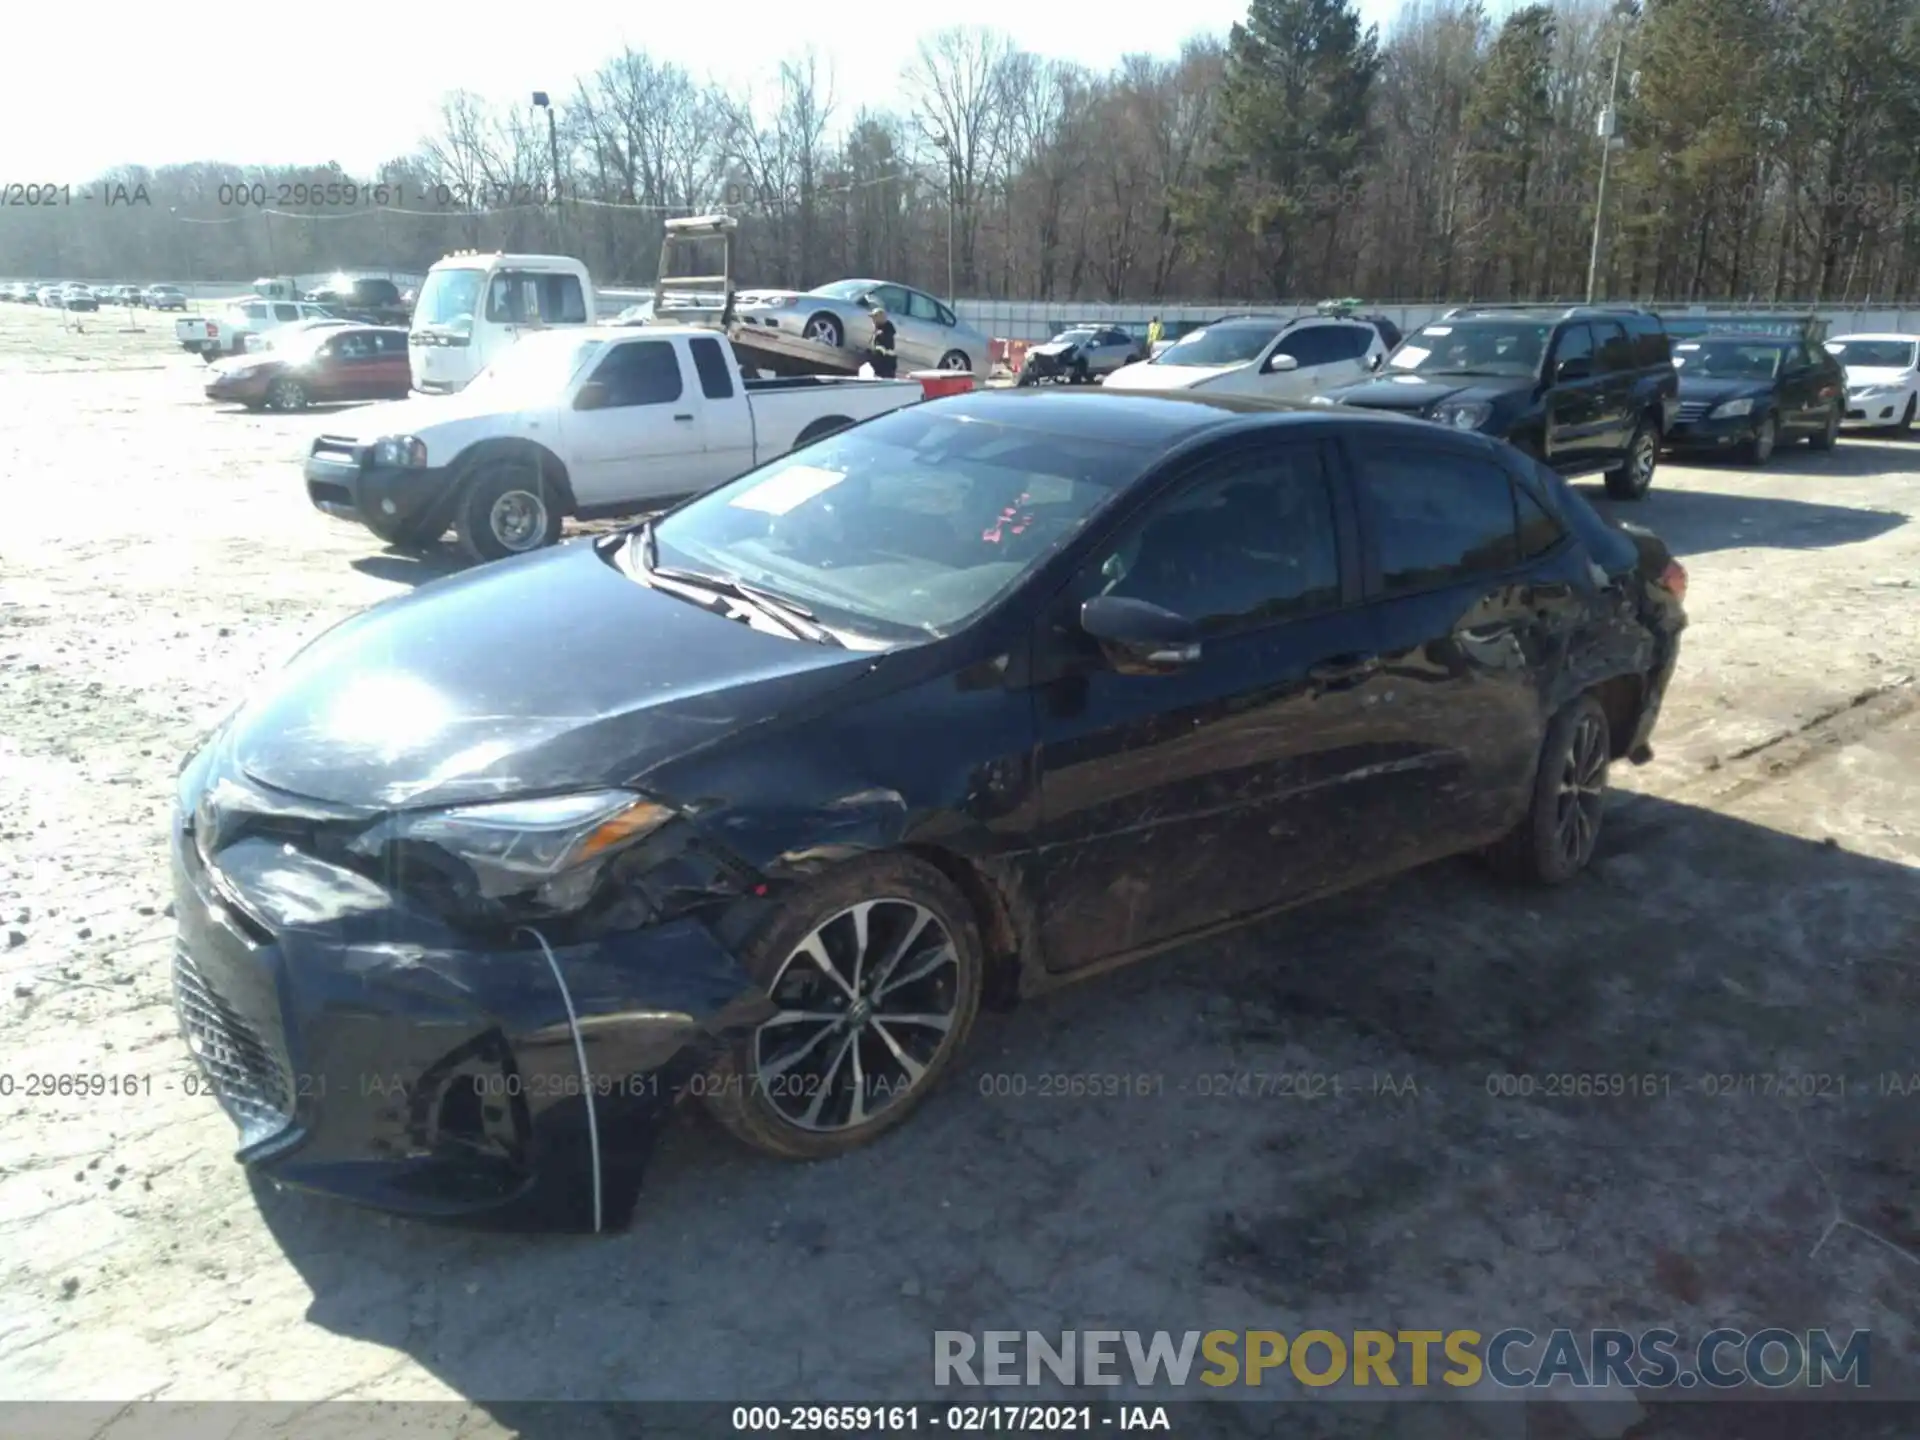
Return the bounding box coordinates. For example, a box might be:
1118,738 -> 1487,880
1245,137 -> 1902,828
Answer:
1354,442 -> 1519,594
1592,320 -> 1634,373
1518,453 -> 1638,572
374,331 -> 407,355
1629,315 -> 1670,368
689,336 -> 735,399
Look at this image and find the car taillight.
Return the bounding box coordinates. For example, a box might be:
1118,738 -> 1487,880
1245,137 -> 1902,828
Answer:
1657,559 -> 1687,603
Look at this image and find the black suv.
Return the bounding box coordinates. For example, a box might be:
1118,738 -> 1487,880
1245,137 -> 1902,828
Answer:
1320,306 -> 1679,499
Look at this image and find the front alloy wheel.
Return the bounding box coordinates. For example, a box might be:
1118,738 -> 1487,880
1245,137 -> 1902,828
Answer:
1486,694 -> 1612,886
701,854 -> 983,1159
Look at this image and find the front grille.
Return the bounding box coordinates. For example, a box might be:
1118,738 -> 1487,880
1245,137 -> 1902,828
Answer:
1676,400 -> 1712,422
310,435 -> 365,465
173,947 -> 296,1148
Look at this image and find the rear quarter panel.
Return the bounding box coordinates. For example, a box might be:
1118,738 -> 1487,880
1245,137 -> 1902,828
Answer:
744,381 -> 924,458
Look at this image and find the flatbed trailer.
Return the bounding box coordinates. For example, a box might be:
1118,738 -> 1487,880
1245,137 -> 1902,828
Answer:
650,214 -> 865,378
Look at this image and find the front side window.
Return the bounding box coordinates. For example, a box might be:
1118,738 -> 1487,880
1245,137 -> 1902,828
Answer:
1592,320 -> 1634,372
585,340 -> 684,407
1354,443 -> 1519,595
647,408 -> 1150,638
1551,323 -> 1595,374
906,290 -> 943,322
1091,446 -> 1342,633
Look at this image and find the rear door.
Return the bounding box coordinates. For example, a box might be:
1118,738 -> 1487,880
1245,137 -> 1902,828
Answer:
1588,319 -> 1637,456
1030,438 -> 1406,969
562,337 -> 709,507
1344,433 -> 1549,859
898,288 -> 952,370
369,330 -> 411,397
1542,322 -> 1604,470
686,335 -> 754,484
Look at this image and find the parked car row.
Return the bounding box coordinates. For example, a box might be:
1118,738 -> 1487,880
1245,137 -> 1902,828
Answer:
0,280 -> 189,309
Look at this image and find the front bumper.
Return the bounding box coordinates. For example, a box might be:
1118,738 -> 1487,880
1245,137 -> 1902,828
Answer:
1842,394 -> 1910,427
206,374 -> 270,405
305,446 -> 461,543
168,801 -> 767,1231
1664,412 -> 1760,450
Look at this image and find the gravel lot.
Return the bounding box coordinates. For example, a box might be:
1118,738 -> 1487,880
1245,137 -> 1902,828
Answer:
3,302 -> 1918,1434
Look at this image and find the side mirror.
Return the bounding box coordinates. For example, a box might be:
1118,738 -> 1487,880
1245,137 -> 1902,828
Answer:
1556,356 -> 1592,381
574,380 -> 610,411
1080,595 -> 1201,673
1266,352 -> 1300,373
1368,352 -> 1384,371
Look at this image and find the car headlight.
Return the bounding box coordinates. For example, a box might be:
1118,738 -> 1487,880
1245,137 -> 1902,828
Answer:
1851,385 -> 1891,399
373,435 -> 428,467
350,789 -> 677,914
1708,397 -> 1754,419
1432,402 -> 1493,430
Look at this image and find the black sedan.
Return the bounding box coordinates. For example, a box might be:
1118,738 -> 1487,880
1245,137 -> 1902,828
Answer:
169,390 -> 1688,1231
1665,333 -> 1846,463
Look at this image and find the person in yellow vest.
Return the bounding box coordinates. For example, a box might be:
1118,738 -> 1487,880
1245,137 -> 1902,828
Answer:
1146,315 -> 1164,351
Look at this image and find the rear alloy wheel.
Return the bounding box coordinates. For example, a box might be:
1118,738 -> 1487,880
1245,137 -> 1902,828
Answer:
701,853 -> 984,1160
266,376 -> 307,412
1603,422 -> 1658,500
939,349 -> 972,373
803,313 -> 845,349
454,460 -> 563,563
1744,412 -> 1777,466
1808,402 -> 1841,451
1486,694 -> 1612,886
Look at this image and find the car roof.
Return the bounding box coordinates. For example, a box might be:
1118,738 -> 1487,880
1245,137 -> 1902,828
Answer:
921,386 -> 1435,447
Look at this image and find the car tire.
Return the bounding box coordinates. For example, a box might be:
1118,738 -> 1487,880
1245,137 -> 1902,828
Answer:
200,350 -> 220,365
1743,412 -> 1777,466
1893,395 -> 1918,436
803,313 -> 845,349
940,349 -> 973,374
454,460 -> 563,564
1807,402 -> 1840,451
1603,420 -> 1658,500
1485,694 -> 1612,887
266,377 -> 307,411
700,852 -> 985,1161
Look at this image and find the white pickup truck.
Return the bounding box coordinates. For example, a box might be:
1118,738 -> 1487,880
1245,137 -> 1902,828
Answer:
176,298 -> 335,360
305,324 -> 964,562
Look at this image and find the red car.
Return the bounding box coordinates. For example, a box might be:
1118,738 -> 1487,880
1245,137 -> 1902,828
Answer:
203,325 -> 411,411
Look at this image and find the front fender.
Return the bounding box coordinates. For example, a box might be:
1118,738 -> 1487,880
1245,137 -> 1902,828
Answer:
444,436 -> 577,515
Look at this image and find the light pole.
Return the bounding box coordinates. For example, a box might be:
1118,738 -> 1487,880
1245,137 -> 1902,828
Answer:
1585,1 -> 1637,303
930,129 -> 957,304
533,92 -> 563,243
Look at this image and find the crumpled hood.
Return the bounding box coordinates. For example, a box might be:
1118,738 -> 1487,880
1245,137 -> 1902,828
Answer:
1101,361 -> 1243,391
1030,340 -> 1078,359
226,541 -> 880,811
1322,373 -> 1527,410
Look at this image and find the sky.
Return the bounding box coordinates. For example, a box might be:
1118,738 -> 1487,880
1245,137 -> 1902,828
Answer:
1,0 -> 1413,183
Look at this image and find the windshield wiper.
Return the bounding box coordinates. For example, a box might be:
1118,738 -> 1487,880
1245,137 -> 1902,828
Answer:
631,522 -> 841,646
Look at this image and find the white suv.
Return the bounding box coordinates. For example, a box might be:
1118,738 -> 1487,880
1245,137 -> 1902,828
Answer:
1103,316 -> 1388,401
1826,333 -> 1919,434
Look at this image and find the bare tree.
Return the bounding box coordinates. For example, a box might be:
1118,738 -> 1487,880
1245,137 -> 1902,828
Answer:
905,26 -> 1016,291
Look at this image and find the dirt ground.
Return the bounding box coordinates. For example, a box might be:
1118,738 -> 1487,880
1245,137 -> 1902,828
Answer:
2,300 -> 1918,1436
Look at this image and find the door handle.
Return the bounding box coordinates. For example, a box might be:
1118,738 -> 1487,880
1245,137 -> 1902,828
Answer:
673,413 -> 694,422
1307,653 -> 1379,687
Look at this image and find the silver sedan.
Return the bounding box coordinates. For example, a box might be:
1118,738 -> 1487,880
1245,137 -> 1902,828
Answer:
732,279 -> 992,379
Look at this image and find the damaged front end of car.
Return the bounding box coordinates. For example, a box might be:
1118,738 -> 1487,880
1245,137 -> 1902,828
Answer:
169,733 -> 783,1233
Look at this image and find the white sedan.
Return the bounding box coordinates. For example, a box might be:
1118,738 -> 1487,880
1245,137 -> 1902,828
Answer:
1826,333 -> 1919,433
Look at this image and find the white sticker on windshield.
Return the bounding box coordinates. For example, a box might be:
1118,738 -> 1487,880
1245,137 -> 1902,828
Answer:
1423,326 -> 1452,336
1391,346 -> 1431,367
729,464 -> 847,515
